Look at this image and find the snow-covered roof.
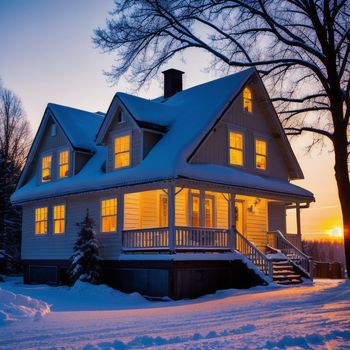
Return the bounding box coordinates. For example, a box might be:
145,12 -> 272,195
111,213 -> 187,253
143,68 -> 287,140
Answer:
12,68 -> 314,203
47,103 -> 104,151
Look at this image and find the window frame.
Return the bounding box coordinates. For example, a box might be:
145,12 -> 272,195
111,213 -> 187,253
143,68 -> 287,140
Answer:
159,193 -> 168,227
53,204 -> 66,235
100,197 -> 118,233
34,206 -> 49,235
255,137 -> 268,171
113,132 -> 132,170
228,129 -> 245,168
243,87 -> 253,113
189,192 -> 216,228
57,148 -> 70,179
40,152 -> 53,183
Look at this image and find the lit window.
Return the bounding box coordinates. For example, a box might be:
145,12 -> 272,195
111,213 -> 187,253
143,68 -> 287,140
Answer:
192,195 -> 200,227
243,87 -> 252,113
41,155 -> 52,182
229,131 -> 244,166
159,194 -> 168,227
101,198 -> 117,232
35,207 -> 48,235
205,197 -> 214,228
114,135 -> 130,169
256,139 -> 267,170
59,150 -> 69,178
53,205 -> 65,234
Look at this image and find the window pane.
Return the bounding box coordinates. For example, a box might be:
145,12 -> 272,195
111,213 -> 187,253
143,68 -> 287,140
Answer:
35,207 -> 48,234
205,198 -> 213,228
115,152 -> 130,168
256,155 -> 266,170
115,135 -> 131,169
243,87 -> 252,113
230,149 -> 243,166
101,198 -> 117,232
59,150 -> 69,178
256,139 -> 266,155
42,155 -> 52,182
192,196 -> 200,227
230,132 -> 243,149
54,205 -> 65,234
243,87 -> 252,99
159,195 -> 168,227
115,135 -> 130,153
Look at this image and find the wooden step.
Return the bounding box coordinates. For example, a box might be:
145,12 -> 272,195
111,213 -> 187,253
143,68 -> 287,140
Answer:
275,279 -> 302,285
273,274 -> 301,280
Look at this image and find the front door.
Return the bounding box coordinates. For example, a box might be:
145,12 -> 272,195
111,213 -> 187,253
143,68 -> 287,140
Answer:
235,200 -> 246,236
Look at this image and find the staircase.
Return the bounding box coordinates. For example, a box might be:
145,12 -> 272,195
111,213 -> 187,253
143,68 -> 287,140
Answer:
271,260 -> 303,285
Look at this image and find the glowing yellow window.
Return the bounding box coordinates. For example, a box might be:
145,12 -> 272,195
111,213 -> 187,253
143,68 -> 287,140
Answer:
159,194 -> 168,227
243,87 -> 252,113
192,195 -> 200,227
204,197 -> 214,228
229,132 -> 244,166
114,135 -> 130,169
256,139 -> 267,170
41,155 -> 52,182
35,207 -> 48,235
101,198 -> 117,232
59,150 -> 69,178
53,205 -> 65,234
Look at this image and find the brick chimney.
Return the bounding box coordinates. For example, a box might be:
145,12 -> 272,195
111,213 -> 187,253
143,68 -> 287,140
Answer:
162,68 -> 184,98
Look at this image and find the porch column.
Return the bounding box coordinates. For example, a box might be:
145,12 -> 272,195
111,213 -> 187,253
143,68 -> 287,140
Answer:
168,183 -> 176,253
228,193 -> 236,252
117,193 -> 124,251
296,202 -> 301,237
199,189 -> 205,227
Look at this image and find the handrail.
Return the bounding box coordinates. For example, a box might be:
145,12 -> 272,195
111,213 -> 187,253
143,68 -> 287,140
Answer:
267,230 -> 312,277
235,230 -> 273,279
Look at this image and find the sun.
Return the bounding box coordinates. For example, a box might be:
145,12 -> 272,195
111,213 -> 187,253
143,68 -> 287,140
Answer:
327,227 -> 343,238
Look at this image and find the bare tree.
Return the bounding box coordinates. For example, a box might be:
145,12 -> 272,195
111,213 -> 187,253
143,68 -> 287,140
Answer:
93,0 -> 350,275
0,81 -> 31,170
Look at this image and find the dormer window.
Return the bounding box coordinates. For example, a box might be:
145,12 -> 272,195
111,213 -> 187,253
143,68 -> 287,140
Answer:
114,134 -> 131,169
59,150 -> 69,178
255,139 -> 267,170
41,155 -> 52,182
117,109 -> 125,123
243,87 -> 252,113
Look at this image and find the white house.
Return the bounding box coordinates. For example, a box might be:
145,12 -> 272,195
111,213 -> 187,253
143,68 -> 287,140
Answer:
12,68 -> 314,299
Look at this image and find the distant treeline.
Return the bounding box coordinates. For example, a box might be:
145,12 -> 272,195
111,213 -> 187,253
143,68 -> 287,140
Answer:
303,240 -> 346,265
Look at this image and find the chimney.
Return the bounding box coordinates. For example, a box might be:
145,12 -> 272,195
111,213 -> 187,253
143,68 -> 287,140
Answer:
162,68 -> 184,98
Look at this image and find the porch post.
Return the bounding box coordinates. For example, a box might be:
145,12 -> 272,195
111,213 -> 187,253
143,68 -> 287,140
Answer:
168,183 -> 176,253
228,193 -> 236,252
199,189 -> 205,227
117,192 -> 124,251
296,202 -> 301,237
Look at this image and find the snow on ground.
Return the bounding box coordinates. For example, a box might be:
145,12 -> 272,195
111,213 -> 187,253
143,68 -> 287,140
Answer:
0,285 -> 50,324
0,278 -> 349,349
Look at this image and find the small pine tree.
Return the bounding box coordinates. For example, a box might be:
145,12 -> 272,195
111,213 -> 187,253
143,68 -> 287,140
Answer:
67,211 -> 101,285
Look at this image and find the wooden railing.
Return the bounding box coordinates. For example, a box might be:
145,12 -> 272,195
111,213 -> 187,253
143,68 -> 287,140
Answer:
235,230 -> 273,278
267,230 -> 312,277
122,227 -> 232,251
122,228 -> 169,250
285,233 -> 302,250
175,226 -> 230,249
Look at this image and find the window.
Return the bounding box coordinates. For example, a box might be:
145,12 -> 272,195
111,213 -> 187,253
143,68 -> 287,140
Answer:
101,198 -> 117,232
255,139 -> 267,170
229,131 -> 244,166
51,124 -> 57,136
59,150 -> 69,178
35,207 -> 48,235
243,87 -> 252,112
191,195 -> 200,227
204,197 -> 214,228
53,205 -> 65,234
41,155 -> 52,182
114,135 -> 130,169
117,110 -> 125,123
159,194 -> 168,227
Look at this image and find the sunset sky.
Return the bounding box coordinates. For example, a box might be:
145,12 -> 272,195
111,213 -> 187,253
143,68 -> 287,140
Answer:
0,0 -> 343,240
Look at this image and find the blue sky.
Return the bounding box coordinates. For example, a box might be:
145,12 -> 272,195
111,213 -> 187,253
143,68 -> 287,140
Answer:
0,0 -> 342,239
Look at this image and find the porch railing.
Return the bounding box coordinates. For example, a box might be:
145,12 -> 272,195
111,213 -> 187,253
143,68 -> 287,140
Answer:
235,230 -> 273,278
267,230 -> 312,277
122,226 -> 232,251
284,233 -> 302,250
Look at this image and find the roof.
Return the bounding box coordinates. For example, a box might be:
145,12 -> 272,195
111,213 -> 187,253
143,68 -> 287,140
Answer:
12,68 -> 314,203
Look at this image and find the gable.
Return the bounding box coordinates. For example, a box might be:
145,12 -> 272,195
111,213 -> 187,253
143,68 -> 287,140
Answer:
190,73 -> 303,180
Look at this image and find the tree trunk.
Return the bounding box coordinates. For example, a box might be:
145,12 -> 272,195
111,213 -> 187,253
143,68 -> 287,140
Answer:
333,126 -> 350,278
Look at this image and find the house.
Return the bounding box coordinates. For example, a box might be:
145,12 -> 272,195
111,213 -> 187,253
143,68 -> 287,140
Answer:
11,68 -> 314,299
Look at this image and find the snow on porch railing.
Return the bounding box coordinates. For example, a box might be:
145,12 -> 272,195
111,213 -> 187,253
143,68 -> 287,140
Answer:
175,226 -> 230,249
235,230 -> 273,278
267,230 -> 312,277
122,228 -> 169,250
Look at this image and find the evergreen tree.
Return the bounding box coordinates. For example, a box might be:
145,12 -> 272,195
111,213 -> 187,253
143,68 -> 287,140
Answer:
67,211 -> 101,285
